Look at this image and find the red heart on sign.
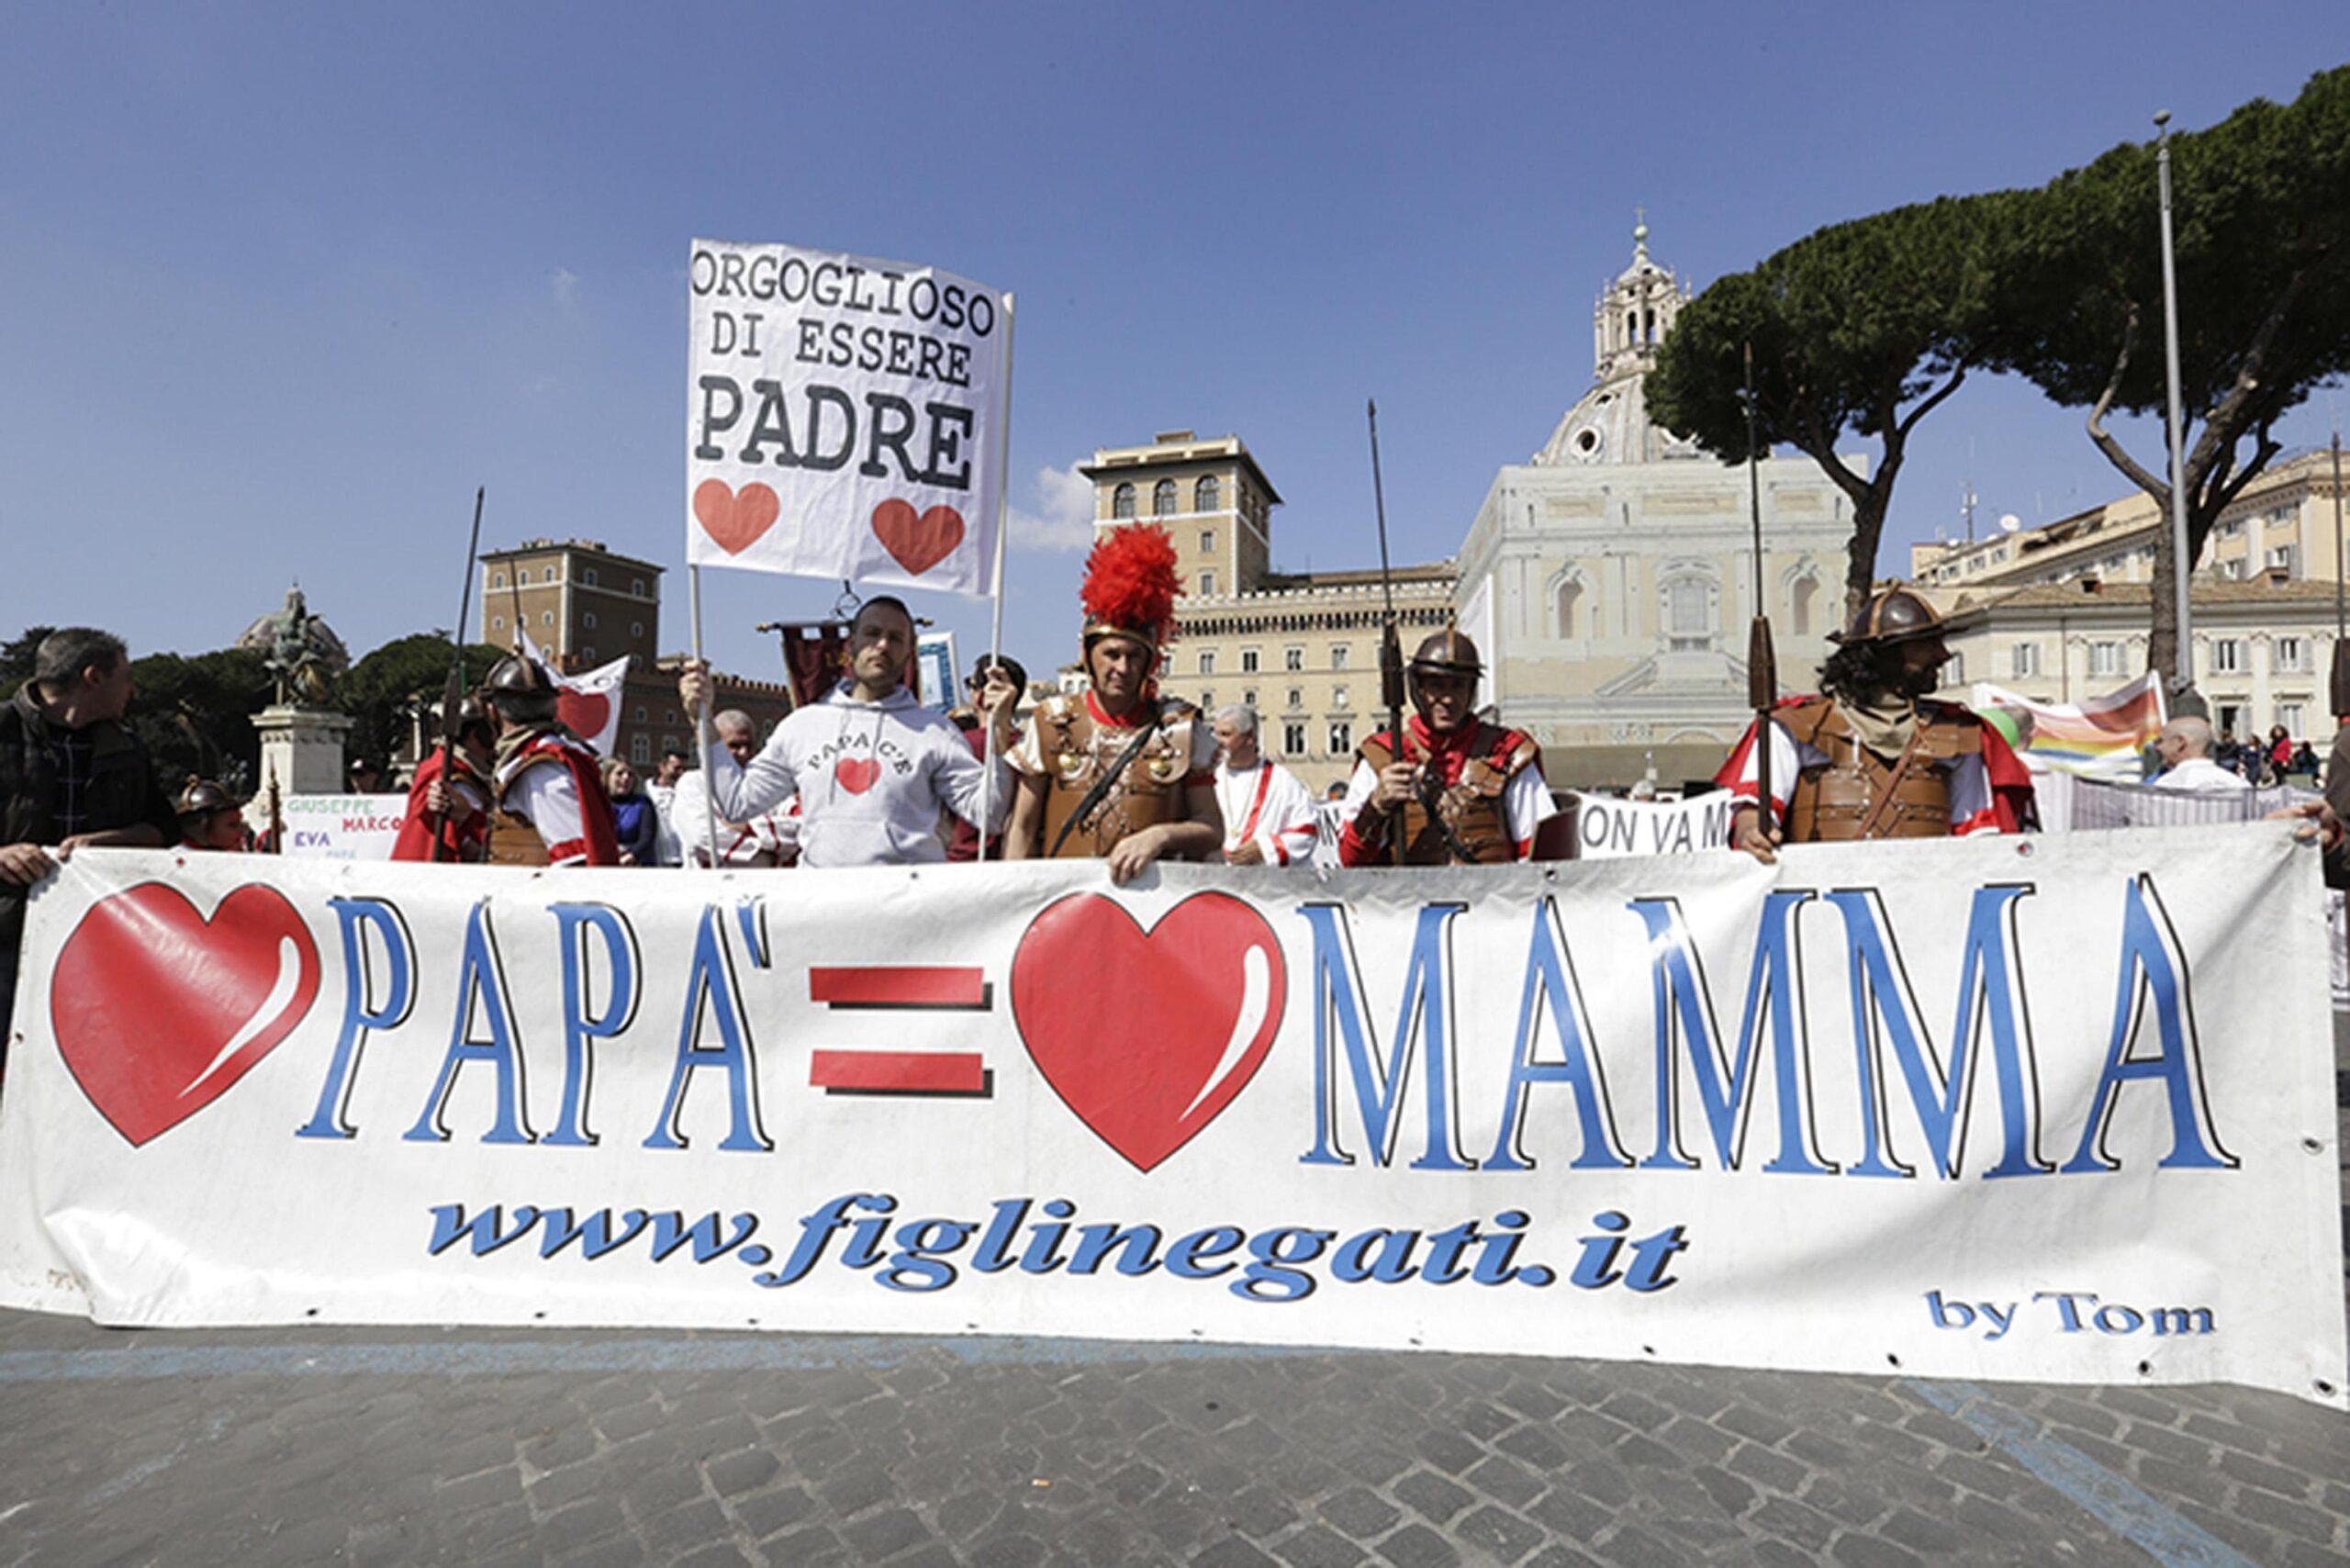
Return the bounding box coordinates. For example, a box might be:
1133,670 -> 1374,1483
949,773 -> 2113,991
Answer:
694,478 -> 780,554
834,756 -> 879,795
870,499 -> 964,577
557,689 -> 610,745
50,883 -> 323,1148
1010,892 -> 1285,1172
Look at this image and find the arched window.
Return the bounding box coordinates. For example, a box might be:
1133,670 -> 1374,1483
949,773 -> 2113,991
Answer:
1153,479 -> 1177,516
1791,577 -> 1819,637
1113,483 -> 1135,520
1194,476 -> 1220,513
1556,579 -> 1584,638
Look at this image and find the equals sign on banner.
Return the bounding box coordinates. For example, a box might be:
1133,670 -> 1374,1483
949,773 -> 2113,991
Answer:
805,966 -> 992,1099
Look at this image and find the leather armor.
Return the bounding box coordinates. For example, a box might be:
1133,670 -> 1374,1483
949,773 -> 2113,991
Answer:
1778,697 -> 1978,842
1033,695 -> 1202,859
485,750 -> 562,867
1355,722 -> 1539,866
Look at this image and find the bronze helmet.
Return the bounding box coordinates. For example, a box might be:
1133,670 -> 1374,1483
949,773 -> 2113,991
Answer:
175,778 -> 235,817
479,653 -> 558,698
436,695 -> 494,739
1408,629 -> 1483,678
1830,586 -> 1951,647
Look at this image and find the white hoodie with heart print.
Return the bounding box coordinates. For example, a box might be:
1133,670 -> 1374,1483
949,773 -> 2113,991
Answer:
699,683 -> 1012,868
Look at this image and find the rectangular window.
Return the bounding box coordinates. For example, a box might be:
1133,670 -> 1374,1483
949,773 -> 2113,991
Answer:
1944,651 -> 1964,683
1241,649 -> 1260,673
1328,721 -> 1351,755
1282,722 -> 1307,756
1199,690 -> 1214,710
629,734 -> 650,765
1332,687 -> 1348,709
583,611 -> 597,628
583,567 -> 599,586
1198,650 -> 1216,676
1331,644 -> 1350,670
1286,688 -> 1303,711
2275,637 -> 2306,673
1244,689 -> 1258,710
1284,646 -> 1304,672
1200,530 -> 1214,553
2266,545 -> 2299,575
2088,641 -> 2120,677
2010,644 -> 2040,678
2211,638 -> 2243,674
2278,701 -> 2305,734
1199,571 -> 1216,596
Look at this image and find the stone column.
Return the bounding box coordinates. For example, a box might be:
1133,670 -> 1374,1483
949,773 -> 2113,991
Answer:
252,704 -> 356,797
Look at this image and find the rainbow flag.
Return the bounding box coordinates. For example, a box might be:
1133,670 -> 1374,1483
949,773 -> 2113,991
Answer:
1970,673 -> 2166,779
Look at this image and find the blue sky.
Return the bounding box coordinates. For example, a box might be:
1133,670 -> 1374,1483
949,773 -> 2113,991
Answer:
3,4 -> 2344,691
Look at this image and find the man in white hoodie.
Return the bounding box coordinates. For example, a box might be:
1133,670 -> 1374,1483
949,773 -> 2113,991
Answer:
678,597 -> 1017,867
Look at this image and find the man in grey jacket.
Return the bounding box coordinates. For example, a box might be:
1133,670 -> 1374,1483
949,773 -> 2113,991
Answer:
677,598 -> 1019,867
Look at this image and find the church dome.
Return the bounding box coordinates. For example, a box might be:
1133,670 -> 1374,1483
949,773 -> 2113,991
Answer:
1532,216 -> 1698,466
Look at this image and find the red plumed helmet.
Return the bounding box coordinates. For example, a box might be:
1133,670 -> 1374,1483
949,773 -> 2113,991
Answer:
1080,524 -> 1183,650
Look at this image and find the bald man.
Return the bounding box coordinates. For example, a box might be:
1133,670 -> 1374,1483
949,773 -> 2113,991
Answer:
2151,717 -> 2250,792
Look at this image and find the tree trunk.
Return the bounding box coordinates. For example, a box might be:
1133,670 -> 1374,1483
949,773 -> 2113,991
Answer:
1844,490 -> 1886,624
2145,520 -> 2181,686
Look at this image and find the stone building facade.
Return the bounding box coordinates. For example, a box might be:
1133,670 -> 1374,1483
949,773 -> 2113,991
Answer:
1936,577 -> 2343,745
478,538 -> 792,769
1910,447 -> 2349,593
1452,223 -> 1860,789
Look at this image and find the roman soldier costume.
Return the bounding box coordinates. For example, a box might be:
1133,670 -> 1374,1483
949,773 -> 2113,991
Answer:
477,655 -> 621,868
1718,586 -> 2032,841
391,739 -> 491,862
1011,524 -> 1216,858
1338,630 -> 1553,867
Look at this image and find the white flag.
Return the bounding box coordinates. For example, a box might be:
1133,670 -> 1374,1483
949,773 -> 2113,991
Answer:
686,239 -> 1009,597
521,632 -> 628,757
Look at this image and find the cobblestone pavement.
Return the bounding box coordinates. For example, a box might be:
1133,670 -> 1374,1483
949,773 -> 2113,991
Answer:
0,1303 -> 2344,1568
0,1078 -> 2338,1567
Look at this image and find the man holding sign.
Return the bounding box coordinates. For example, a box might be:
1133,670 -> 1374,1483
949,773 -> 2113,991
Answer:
679,597 -> 1017,867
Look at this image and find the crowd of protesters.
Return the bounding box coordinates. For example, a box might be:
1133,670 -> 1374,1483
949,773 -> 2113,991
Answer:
11,557 -> 2350,1029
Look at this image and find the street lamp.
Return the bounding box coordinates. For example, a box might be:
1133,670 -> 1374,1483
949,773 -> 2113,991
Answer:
2154,110 -> 2204,719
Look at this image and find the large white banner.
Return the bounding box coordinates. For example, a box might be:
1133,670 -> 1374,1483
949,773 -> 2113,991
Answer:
687,239 -> 1009,596
2,830 -> 2341,1405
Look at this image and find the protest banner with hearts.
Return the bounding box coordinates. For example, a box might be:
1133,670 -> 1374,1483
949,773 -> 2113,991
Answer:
0,839 -> 2340,1411
686,240 -> 1010,597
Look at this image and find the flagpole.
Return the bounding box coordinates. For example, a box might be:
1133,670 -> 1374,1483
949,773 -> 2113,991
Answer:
688,562 -> 720,869
977,291 -> 1017,863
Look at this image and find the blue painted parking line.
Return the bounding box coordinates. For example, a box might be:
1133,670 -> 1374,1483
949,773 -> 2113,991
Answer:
1907,1380 -> 2255,1568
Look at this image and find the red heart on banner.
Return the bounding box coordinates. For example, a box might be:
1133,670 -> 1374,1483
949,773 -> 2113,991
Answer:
557,689 -> 610,745
870,499 -> 964,577
694,479 -> 780,554
50,883 -> 323,1148
1010,892 -> 1286,1172
834,756 -> 879,795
